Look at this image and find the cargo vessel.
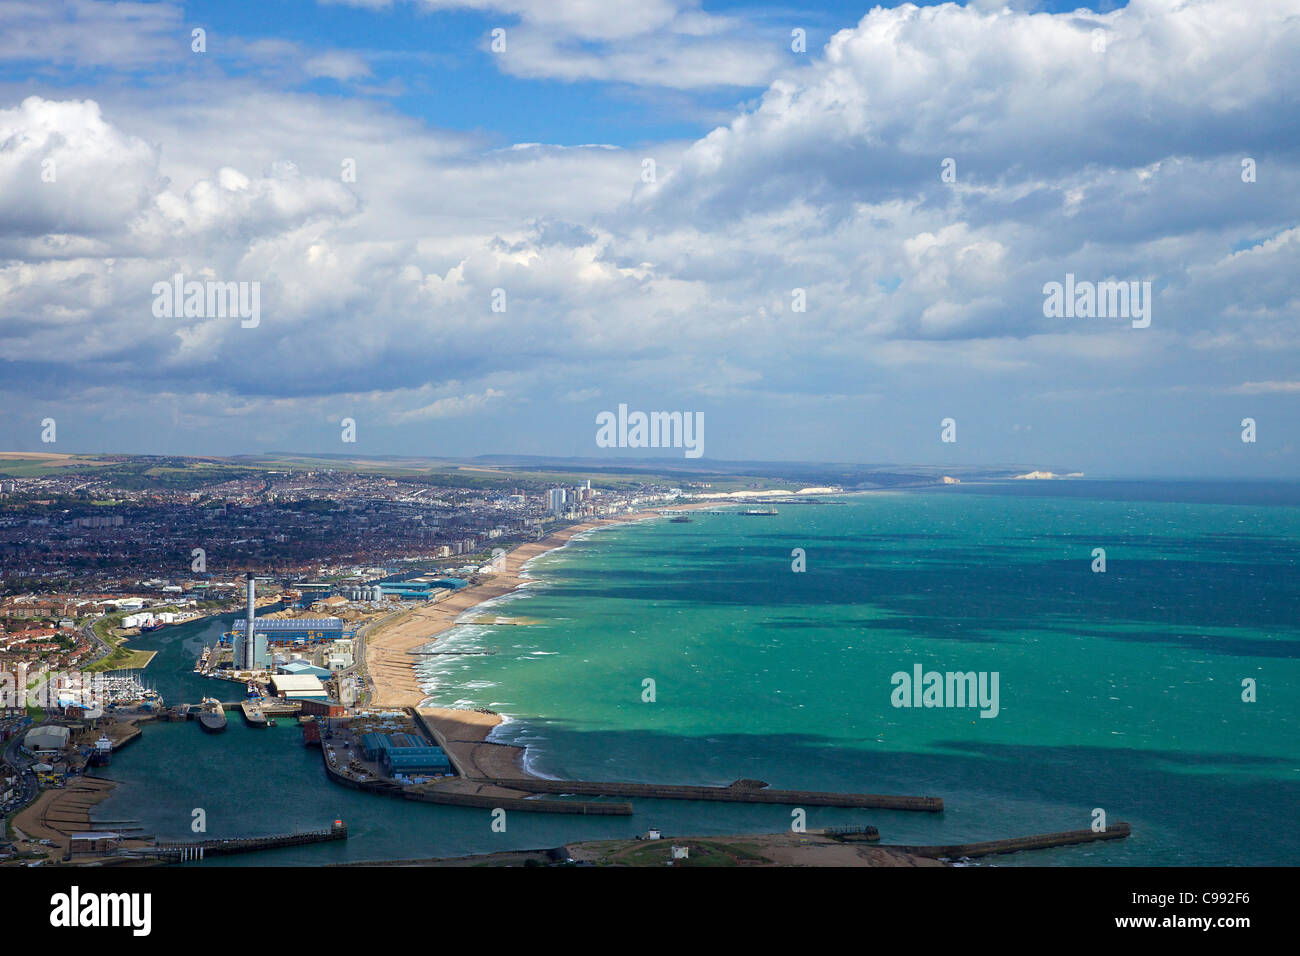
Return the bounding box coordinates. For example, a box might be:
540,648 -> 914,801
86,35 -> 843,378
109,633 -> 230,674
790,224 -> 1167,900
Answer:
198,697 -> 227,734
88,734 -> 113,767
242,699 -> 269,729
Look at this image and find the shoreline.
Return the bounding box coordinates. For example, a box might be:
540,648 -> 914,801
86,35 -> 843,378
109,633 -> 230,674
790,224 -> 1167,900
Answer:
363,504 -> 717,778
364,505 -> 710,710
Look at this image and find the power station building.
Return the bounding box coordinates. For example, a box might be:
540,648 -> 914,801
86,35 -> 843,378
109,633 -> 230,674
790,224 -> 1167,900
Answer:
223,572 -> 352,671
230,618 -> 349,646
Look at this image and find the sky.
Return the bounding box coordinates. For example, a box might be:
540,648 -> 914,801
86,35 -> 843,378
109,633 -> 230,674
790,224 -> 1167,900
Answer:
0,0 -> 1297,477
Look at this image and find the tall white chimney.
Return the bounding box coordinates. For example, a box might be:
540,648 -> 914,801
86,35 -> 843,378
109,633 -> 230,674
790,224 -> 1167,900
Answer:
244,572 -> 257,669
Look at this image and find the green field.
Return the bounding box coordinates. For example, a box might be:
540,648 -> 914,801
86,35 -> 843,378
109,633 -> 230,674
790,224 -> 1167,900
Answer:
87,611 -> 157,672
0,451 -> 793,493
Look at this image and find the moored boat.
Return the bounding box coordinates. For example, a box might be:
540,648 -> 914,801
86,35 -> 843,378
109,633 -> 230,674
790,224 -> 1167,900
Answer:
242,699 -> 269,729
198,697 -> 227,734
89,734 -> 113,766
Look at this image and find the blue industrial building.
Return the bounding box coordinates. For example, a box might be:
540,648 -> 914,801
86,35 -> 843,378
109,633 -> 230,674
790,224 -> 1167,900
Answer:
277,659 -> 332,679
225,618 -> 352,647
382,746 -> 452,775
360,732 -> 453,774
376,579 -> 468,599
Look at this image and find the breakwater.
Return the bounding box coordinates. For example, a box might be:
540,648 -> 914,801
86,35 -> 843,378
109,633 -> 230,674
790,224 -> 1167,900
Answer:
320,749 -> 632,815
411,709 -> 941,812
492,777 -> 944,811
404,787 -> 632,815
891,823 -> 1131,859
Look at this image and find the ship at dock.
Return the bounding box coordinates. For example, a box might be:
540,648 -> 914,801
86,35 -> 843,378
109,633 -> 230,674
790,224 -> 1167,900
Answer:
241,698 -> 269,729
198,697 -> 228,734
88,733 -> 113,767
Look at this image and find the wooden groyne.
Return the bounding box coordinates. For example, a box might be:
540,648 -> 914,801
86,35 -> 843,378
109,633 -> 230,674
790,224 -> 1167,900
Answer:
890,823 -> 1131,859
491,778 -> 943,812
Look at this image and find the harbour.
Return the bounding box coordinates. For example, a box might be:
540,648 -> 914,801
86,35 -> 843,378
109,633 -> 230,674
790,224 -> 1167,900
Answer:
46,489 -> 1300,866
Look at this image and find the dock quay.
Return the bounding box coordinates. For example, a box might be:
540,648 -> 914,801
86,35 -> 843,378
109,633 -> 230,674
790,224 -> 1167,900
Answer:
239,698 -> 300,726
149,821 -> 349,862
241,699 -> 268,727
227,699 -> 299,715
488,777 -> 944,811
889,823 -> 1131,859
168,699 -> 301,717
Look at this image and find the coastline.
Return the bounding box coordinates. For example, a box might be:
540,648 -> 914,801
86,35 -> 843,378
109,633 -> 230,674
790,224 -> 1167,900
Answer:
363,504 -> 714,779
363,506 -> 706,711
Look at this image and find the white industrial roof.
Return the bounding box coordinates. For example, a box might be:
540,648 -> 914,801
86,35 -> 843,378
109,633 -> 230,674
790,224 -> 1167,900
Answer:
24,726 -> 70,749
270,674 -> 326,692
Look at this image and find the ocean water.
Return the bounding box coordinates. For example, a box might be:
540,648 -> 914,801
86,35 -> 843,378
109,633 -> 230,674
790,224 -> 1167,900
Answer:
96,484 -> 1300,865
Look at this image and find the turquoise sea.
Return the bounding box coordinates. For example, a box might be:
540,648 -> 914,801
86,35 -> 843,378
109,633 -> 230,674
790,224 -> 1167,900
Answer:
94,483 -> 1300,865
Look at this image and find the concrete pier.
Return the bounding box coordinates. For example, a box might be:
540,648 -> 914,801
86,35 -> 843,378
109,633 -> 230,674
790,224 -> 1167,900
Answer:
152,821 -> 348,862
412,707 -> 943,813
320,753 -> 632,815
241,699 -> 268,727
491,778 -> 944,811
890,823 -> 1131,858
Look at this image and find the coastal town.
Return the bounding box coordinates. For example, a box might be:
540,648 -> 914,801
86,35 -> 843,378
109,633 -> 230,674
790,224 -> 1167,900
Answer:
0,453 -> 1139,870
2,453 -> 906,866
0,455 -> 695,861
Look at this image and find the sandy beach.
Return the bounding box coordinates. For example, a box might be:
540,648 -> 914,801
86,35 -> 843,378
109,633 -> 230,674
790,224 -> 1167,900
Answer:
363,506 -> 705,710
10,776 -> 147,851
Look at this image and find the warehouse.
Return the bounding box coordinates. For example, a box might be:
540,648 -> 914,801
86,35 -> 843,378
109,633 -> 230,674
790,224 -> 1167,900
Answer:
298,698 -> 346,718
382,746 -> 452,775
360,733 -> 391,761
24,725 -> 70,753
268,674 -> 327,700
277,660 -> 332,680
